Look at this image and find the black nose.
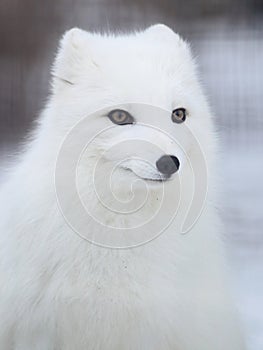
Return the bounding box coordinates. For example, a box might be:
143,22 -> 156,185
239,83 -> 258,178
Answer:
156,155 -> 180,175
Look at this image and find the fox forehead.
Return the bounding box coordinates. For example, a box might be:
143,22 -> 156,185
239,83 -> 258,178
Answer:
51,25 -> 203,120
83,33 -> 195,92
53,25 -> 195,89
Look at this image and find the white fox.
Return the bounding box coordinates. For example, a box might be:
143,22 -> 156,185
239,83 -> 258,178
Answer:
0,25 -> 245,349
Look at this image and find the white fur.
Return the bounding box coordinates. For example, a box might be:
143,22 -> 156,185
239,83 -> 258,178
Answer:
0,25 -> 245,349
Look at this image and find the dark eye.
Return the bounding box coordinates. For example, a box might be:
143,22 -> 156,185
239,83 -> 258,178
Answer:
171,108 -> 187,124
108,109 -> 134,125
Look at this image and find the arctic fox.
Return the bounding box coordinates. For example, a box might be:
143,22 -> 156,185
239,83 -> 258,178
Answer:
0,25 -> 245,349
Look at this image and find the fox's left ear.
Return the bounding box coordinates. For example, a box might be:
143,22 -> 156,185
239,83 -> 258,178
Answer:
52,28 -> 97,92
145,24 -> 184,45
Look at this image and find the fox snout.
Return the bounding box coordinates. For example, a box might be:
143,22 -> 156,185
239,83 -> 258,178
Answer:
156,155 -> 180,176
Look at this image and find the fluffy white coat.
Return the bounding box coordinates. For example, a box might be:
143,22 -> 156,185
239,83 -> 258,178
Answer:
0,25 -> 245,349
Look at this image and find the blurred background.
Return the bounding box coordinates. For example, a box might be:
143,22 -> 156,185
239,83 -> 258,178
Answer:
0,1 -> 262,348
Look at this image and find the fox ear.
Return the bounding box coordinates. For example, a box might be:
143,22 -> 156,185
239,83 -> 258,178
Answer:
52,28 -> 96,91
145,24 -> 181,43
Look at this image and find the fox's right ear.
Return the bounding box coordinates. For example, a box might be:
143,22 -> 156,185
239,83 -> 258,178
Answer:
51,28 -> 96,92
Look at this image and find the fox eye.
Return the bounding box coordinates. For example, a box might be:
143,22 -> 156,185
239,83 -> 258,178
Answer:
172,108 -> 187,124
108,109 -> 134,125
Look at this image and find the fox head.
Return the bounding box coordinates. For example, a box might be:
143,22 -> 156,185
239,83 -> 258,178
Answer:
46,25 -> 215,247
